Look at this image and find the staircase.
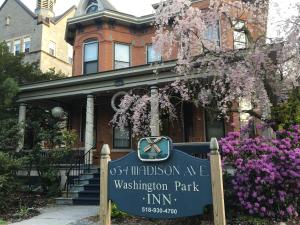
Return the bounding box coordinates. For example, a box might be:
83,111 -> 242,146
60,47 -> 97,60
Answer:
56,146 -> 101,205
56,165 -> 100,205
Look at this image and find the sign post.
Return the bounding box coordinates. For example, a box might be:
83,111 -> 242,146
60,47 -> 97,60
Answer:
99,138 -> 226,225
210,138 -> 226,225
99,145 -> 111,225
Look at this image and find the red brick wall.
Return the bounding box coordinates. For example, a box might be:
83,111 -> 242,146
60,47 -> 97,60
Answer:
68,0 -> 265,162
71,0 -> 267,76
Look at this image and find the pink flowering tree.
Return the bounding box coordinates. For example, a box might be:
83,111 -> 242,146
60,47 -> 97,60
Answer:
112,0 -> 300,136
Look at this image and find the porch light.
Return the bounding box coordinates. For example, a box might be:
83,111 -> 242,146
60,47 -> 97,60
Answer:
51,106 -> 64,118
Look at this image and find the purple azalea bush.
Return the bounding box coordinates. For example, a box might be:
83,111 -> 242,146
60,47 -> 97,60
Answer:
219,125 -> 300,220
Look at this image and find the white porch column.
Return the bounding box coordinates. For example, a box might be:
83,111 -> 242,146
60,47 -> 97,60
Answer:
150,86 -> 160,136
17,103 -> 26,152
85,95 -> 95,154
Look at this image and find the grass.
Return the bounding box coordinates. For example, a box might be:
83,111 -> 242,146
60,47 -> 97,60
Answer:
0,219 -> 7,225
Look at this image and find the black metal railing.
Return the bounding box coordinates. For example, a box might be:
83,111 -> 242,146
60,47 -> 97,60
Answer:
65,146 -> 95,198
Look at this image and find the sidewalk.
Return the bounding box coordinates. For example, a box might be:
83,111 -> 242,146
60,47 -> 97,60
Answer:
9,205 -> 98,225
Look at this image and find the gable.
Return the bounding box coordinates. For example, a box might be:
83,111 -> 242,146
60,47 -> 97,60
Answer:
0,0 -> 36,18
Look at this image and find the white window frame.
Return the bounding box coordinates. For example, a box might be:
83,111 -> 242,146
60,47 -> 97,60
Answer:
83,40 -> 99,74
23,37 -> 31,54
6,41 -> 11,52
204,21 -> 221,47
233,20 -> 248,50
147,44 -> 162,64
14,40 -> 21,55
114,43 -> 131,69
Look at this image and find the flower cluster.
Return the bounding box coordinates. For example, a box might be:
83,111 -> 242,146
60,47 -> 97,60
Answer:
220,125 -> 300,220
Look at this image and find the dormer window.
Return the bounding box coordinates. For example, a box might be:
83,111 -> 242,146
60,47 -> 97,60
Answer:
86,0 -> 99,14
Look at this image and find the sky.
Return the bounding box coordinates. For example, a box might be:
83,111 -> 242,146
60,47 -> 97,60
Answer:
0,0 -> 159,16
0,0 -> 299,37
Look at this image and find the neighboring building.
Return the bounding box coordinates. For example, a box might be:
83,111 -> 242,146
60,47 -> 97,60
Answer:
17,0 -> 268,204
0,0 -> 76,75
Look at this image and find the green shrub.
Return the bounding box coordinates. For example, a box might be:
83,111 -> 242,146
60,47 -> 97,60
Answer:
0,119 -> 20,152
111,203 -> 128,218
0,152 -> 22,212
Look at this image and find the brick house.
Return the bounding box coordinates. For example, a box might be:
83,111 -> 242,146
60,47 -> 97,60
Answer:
0,0 -> 76,75
17,0 -> 267,161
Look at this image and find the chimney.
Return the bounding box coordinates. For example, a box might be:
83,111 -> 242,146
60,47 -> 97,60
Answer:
35,0 -> 56,19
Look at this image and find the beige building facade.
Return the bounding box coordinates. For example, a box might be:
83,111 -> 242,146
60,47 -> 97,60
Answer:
0,0 -> 76,76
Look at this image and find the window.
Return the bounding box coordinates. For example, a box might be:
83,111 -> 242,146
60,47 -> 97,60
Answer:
23,37 -> 31,53
84,41 -> 99,74
14,40 -> 21,55
113,127 -> 131,149
114,43 -> 130,69
67,45 -> 73,64
5,16 -> 10,26
6,41 -> 11,52
147,45 -> 161,63
49,41 -> 56,56
204,22 -> 220,47
205,110 -> 225,142
233,20 -> 248,49
86,0 -> 99,14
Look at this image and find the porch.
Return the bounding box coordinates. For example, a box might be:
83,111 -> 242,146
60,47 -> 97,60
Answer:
17,61 -> 240,163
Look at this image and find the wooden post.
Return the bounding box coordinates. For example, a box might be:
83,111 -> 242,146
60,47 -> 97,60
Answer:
99,144 -> 111,225
210,138 -> 226,225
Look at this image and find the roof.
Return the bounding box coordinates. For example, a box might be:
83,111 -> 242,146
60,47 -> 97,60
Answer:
51,5 -> 77,24
0,0 -> 36,18
100,0 -> 116,11
0,0 -> 76,24
66,10 -> 155,44
18,61 -> 178,102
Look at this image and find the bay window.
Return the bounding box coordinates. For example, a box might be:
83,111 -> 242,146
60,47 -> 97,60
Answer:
84,41 -> 99,74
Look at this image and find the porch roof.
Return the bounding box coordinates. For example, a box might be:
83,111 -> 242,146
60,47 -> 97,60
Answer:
18,61 -> 180,103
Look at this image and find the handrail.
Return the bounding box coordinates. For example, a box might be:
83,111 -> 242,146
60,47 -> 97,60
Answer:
65,145 -> 96,198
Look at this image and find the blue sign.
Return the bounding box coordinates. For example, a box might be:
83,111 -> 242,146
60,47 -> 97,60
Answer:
108,149 -> 212,219
138,137 -> 172,162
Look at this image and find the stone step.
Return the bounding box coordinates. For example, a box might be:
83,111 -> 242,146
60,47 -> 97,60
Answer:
55,197 -> 73,205
84,184 -> 100,191
62,191 -> 79,198
73,197 -> 99,206
78,190 -> 100,198
73,177 -> 100,185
